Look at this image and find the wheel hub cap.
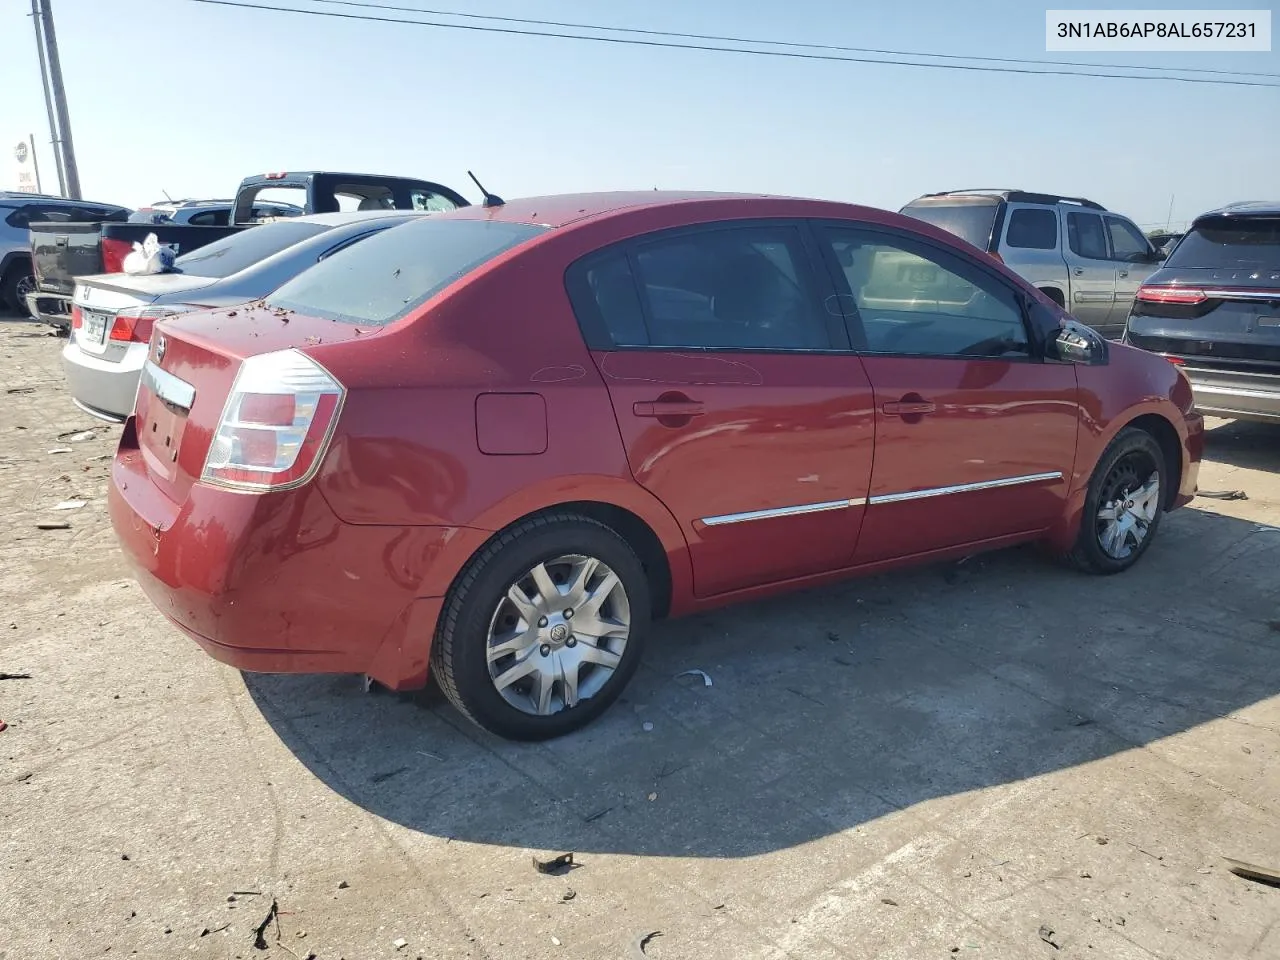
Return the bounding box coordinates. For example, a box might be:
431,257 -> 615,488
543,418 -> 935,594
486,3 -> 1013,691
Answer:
1097,462 -> 1160,561
485,554 -> 631,717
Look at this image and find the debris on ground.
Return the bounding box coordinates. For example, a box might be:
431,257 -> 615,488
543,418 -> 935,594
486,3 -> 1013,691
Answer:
251,898 -> 279,951
881,898 -> 899,906
1197,490 -> 1248,501
1223,857 -> 1280,888
0,720 -> 8,732
533,852 -> 575,875
393,936 -> 408,950
642,721 -> 654,732
58,429 -> 97,442
1095,836 -> 1109,845
47,447 -> 72,454
52,499 -> 86,510
674,668 -> 713,687
35,521 -> 71,530
551,935 -> 562,946
6,386 -> 36,394
0,672 -> 31,680
337,880 -> 349,889
1038,924 -> 1060,949
647,792 -> 658,802
630,930 -> 662,958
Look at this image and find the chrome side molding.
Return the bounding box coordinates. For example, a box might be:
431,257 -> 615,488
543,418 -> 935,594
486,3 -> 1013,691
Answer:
700,497 -> 867,527
698,472 -> 1064,526
868,471 -> 1063,505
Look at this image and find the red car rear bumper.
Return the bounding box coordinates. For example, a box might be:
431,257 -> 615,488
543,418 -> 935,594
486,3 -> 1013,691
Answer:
108,438 -> 482,690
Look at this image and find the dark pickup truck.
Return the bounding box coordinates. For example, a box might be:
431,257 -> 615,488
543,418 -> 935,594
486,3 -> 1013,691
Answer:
28,171 -> 472,329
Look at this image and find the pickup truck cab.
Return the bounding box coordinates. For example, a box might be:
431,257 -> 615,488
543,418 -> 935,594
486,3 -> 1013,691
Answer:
900,189 -> 1166,339
1,192 -> 131,317
28,170 -> 472,330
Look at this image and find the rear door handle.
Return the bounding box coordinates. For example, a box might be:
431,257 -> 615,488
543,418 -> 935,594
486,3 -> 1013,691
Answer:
881,399 -> 936,416
633,399 -> 704,418
1117,269 -> 1129,278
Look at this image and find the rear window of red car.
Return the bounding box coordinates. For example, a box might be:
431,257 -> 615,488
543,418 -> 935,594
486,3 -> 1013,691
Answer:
266,218 -> 547,326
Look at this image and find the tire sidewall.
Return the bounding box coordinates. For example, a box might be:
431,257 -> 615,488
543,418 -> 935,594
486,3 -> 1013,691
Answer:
438,519 -> 650,740
1077,428 -> 1167,574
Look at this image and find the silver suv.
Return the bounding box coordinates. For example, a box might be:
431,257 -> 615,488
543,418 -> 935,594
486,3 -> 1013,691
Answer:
0,193 -> 131,315
900,189 -> 1166,339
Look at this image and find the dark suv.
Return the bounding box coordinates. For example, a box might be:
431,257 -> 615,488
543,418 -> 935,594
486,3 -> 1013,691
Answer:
1123,201 -> 1280,424
0,193 -> 131,315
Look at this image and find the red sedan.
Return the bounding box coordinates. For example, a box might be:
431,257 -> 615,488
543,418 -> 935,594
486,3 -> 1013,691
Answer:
108,192 -> 1203,740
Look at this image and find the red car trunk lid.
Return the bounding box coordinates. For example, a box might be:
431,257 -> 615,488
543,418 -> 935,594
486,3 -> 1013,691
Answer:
132,305 -> 372,503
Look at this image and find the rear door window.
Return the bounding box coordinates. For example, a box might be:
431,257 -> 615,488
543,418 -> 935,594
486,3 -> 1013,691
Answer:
1004,208 -> 1058,250
575,225 -> 834,350
1165,217 -> 1280,269
266,218 -> 546,326
1067,212 -> 1108,260
1105,216 -> 1151,262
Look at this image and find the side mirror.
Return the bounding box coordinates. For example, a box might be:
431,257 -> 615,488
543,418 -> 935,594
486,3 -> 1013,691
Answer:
1049,320 -> 1108,365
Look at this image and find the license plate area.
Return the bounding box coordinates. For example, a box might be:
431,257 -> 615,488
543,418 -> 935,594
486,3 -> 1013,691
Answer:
81,309 -> 111,346
140,401 -> 186,478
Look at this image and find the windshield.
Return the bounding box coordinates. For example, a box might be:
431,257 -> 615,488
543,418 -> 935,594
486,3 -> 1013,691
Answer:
267,218 -> 547,326
900,200 -> 1000,251
173,221 -> 330,279
1165,217 -> 1280,270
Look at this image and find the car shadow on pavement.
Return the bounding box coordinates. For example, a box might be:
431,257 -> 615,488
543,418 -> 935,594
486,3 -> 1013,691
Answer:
244,504 -> 1280,859
1202,419 -> 1280,474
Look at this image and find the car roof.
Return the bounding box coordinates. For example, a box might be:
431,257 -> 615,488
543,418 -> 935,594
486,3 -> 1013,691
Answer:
435,190 -> 890,229
274,210 -> 432,227
0,192 -> 125,208
1194,200 -> 1280,220
909,189 -> 1107,211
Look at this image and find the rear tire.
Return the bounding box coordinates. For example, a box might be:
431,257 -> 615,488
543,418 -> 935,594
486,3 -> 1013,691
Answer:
1,261 -> 35,316
1061,427 -> 1166,574
431,512 -> 650,740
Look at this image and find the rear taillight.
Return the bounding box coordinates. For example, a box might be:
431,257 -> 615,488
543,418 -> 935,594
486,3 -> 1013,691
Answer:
201,349 -> 344,491
1166,356 -> 1185,365
108,305 -> 198,344
71,304 -> 83,331
1136,285 -> 1207,305
101,237 -> 133,274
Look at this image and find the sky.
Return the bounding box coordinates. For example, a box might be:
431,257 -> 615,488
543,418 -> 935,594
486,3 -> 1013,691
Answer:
2,0 -> 1277,229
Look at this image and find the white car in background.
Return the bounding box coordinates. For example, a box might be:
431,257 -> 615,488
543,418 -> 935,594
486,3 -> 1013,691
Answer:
62,211 -> 426,421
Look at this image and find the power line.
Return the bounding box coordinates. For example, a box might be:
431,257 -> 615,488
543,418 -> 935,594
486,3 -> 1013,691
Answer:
186,0 -> 1280,89
309,0 -> 1280,81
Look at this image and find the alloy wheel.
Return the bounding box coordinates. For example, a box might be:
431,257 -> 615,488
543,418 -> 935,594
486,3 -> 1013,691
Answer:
485,554 -> 631,716
1095,452 -> 1160,560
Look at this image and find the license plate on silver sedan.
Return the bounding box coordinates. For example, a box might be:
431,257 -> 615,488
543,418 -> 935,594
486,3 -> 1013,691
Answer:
81,310 -> 110,345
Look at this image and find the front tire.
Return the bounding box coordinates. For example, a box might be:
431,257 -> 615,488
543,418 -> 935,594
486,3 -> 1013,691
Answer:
1063,427 -> 1167,574
431,512 -> 650,740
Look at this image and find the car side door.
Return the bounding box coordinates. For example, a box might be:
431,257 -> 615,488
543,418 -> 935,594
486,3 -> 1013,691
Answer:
813,221 -> 1081,566
566,220 -> 877,598
1062,210 -> 1116,330
1103,214 -> 1161,336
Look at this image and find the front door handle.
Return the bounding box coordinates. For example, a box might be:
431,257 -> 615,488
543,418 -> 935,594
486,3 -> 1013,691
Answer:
1072,267 -> 1084,276
881,398 -> 936,416
633,398 -> 704,418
